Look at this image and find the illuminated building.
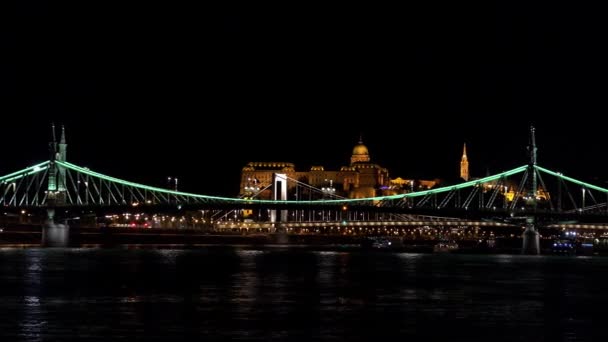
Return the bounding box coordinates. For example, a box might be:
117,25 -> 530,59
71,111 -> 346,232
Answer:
460,144 -> 550,203
240,138 -> 435,199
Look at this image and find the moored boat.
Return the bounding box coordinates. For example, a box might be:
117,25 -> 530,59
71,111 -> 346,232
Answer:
433,240 -> 459,253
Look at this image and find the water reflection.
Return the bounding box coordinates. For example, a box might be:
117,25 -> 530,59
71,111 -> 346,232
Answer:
21,250 -> 45,340
41,223 -> 69,247
0,249 -> 606,340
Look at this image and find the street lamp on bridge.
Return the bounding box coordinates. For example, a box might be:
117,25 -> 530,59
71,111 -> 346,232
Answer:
322,179 -> 335,197
167,177 -> 178,191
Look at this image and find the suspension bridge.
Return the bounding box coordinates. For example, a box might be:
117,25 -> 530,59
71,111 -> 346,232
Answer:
2,126 -> 608,253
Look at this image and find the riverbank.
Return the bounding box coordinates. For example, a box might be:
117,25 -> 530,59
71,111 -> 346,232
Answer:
0,224 -> 600,255
0,225 -> 516,254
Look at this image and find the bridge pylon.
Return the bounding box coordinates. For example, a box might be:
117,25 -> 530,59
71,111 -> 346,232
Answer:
47,124 -> 68,206
270,173 -> 288,230
522,216 -> 539,254
42,124 -> 70,247
522,126 -> 540,254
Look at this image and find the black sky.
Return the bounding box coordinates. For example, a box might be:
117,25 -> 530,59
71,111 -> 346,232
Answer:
2,2 -> 608,195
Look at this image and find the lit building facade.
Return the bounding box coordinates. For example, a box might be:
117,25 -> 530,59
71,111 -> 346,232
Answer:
461,144 -> 550,203
240,139 -> 429,199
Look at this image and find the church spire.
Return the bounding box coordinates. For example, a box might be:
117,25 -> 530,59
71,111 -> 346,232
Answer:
460,143 -> 469,181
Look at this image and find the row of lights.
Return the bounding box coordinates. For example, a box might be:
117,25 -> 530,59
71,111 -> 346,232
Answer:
321,179 -> 335,194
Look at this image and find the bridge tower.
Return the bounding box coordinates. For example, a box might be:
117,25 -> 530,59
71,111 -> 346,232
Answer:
58,125 -> 67,191
44,124 -> 69,247
47,123 -> 58,200
46,124 -> 67,206
522,126 -> 540,254
460,143 -> 469,181
271,173 -> 288,228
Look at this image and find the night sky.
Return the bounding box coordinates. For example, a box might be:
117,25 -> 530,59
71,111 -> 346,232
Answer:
2,2 -> 607,195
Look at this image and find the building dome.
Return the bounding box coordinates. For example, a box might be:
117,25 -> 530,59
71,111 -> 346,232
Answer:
352,143 -> 369,156
350,138 -> 371,164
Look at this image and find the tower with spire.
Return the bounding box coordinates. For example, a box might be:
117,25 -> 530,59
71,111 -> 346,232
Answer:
47,124 -> 68,202
47,124 -> 58,193
57,125 -> 67,191
460,143 -> 469,181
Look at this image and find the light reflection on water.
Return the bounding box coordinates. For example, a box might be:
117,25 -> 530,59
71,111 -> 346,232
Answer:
0,248 -> 606,341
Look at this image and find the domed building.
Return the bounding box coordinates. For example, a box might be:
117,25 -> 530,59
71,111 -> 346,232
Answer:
350,139 -> 370,164
240,138 -> 394,199
343,138 -> 389,198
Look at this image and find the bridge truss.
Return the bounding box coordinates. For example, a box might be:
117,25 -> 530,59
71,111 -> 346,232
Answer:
1,159 -> 608,223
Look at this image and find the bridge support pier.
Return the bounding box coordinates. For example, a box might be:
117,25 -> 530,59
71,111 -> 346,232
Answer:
521,216 -> 539,254
42,208 -> 70,247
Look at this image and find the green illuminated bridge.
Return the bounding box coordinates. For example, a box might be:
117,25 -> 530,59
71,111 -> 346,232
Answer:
2,126 -> 608,227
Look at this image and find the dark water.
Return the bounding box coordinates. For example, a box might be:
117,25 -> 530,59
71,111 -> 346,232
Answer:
1,248 -> 607,341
